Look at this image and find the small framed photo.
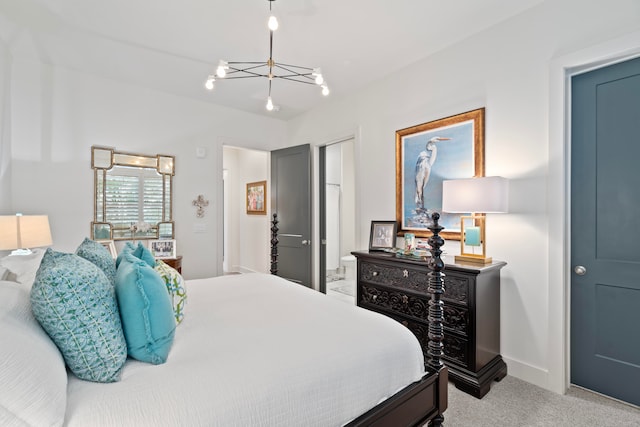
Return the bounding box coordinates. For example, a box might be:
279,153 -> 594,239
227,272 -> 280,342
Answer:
149,239 -> 176,259
369,221 -> 398,251
99,240 -> 117,259
246,180 -> 267,215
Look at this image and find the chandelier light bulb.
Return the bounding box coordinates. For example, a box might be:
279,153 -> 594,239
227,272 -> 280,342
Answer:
321,84 -> 330,96
312,68 -> 323,85
268,15 -> 279,31
216,60 -> 228,78
266,97 -> 274,111
205,76 -> 215,90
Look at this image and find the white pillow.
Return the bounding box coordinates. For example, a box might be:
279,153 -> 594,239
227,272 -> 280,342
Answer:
0,249 -> 46,288
0,280 -> 67,426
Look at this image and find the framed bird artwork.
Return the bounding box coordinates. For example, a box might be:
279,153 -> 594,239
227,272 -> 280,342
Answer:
395,108 -> 485,240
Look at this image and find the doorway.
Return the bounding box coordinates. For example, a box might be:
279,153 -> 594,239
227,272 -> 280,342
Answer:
320,139 -> 357,303
570,56 -> 640,406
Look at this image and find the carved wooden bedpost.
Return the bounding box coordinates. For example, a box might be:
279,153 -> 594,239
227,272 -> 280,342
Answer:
427,212 -> 447,426
270,213 -> 279,275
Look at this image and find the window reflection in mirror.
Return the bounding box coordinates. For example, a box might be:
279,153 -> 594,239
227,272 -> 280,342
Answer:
91,146 -> 174,241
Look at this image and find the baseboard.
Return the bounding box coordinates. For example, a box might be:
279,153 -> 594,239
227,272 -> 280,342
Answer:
502,355 -> 550,392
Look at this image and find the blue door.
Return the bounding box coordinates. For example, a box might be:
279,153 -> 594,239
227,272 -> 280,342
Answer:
271,144 -> 312,287
571,56 -> 640,406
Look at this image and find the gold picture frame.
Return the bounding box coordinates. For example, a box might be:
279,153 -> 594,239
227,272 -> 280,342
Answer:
395,108 -> 485,240
246,180 -> 267,215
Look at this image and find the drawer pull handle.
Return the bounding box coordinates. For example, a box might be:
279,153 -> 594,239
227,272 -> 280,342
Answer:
402,269 -> 409,278
372,271 -> 378,277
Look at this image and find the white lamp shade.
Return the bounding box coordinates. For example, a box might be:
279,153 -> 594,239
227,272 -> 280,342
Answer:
442,176 -> 509,213
0,215 -> 53,250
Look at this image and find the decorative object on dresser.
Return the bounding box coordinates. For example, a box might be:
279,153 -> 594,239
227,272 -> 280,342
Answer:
161,255 -> 182,274
368,220 -> 398,251
353,249 -> 506,399
442,176 -> 509,265
148,239 -> 176,259
395,108 -> 485,240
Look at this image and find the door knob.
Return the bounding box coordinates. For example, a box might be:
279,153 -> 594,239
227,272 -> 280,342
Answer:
574,265 -> 587,276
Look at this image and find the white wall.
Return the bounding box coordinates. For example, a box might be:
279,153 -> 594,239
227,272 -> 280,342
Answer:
222,146 -> 270,273
286,0 -> 640,393
0,38 -> 11,213
3,54 -> 285,279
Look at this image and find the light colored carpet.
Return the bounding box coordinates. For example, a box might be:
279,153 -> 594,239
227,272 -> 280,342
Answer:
443,376 -> 640,426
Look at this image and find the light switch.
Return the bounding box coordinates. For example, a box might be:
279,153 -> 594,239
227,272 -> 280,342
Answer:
196,147 -> 207,158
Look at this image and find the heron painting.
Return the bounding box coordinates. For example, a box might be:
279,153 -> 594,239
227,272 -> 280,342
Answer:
395,108 -> 485,239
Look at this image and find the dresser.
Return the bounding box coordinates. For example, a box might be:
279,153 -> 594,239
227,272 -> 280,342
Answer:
352,250 -> 506,398
161,255 -> 183,274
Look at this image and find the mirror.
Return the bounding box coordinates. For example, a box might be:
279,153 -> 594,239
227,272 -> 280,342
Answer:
91,146 -> 175,241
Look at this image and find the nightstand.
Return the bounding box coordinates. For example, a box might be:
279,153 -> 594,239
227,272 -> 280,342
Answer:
352,250 -> 506,398
161,255 -> 182,274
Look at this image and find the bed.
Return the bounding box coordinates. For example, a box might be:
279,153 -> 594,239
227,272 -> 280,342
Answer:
1,217 -> 448,427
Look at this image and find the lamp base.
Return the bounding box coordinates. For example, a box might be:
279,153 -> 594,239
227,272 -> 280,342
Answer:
454,254 -> 493,265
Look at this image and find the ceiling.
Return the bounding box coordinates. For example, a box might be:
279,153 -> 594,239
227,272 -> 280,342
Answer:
1,0 -> 543,120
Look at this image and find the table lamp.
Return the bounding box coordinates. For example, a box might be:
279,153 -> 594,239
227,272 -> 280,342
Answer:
442,176 -> 508,265
0,214 -> 53,255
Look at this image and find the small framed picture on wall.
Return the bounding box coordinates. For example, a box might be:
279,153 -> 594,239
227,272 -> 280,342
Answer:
149,239 -> 177,259
246,180 -> 267,215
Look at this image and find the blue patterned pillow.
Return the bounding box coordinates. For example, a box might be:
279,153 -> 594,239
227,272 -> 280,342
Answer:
116,251 -> 175,364
30,249 -> 127,383
76,237 -> 116,286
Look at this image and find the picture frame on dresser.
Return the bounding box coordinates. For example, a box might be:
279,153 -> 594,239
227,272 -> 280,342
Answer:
149,239 -> 176,259
368,221 -> 397,251
395,108 -> 485,240
98,240 -> 117,259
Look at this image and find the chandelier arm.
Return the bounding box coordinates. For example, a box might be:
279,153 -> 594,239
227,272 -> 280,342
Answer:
273,76 -> 317,85
275,62 -> 315,72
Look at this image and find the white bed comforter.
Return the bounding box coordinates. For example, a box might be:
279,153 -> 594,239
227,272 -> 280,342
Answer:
65,273 -> 425,427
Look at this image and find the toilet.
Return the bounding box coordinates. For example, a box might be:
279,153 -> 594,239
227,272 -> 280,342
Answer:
340,255 -> 356,281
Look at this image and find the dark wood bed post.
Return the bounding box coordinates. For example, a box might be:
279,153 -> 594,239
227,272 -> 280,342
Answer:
270,213 -> 279,275
426,212 -> 448,426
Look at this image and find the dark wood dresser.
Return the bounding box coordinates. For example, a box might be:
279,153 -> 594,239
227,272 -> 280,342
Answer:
162,255 -> 183,274
352,250 -> 507,398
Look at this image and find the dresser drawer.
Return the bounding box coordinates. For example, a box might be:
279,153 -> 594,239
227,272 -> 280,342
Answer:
442,273 -> 469,305
359,284 -> 429,322
368,307 -> 469,370
359,260 -> 429,293
442,332 -> 469,368
443,304 -> 469,336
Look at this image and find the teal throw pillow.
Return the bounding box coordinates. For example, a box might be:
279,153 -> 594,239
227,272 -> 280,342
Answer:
76,237 -> 117,286
116,251 -> 175,364
116,241 -> 155,269
155,260 -> 187,324
30,249 -> 127,383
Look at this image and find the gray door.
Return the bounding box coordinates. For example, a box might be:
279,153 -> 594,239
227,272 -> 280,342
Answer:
571,56 -> 640,406
271,144 -> 312,287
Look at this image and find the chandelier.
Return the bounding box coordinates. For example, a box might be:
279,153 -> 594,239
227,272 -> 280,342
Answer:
204,0 -> 329,111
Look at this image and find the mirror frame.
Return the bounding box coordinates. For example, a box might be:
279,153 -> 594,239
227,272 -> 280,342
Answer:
91,146 -> 175,241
